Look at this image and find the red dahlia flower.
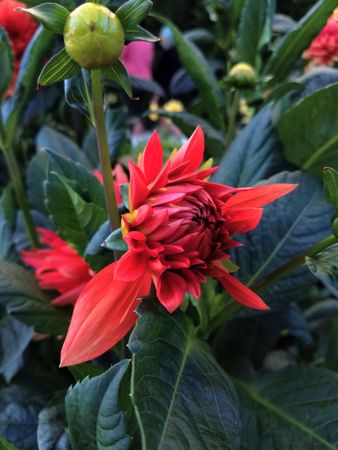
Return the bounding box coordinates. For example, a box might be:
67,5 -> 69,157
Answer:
21,228 -> 93,307
303,15 -> 338,66
60,127 -> 297,366
0,0 -> 37,96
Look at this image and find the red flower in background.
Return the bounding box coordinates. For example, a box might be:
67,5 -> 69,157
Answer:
0,0 -> 37,96
21,228 -> 93,307
60,127 -> 297,367
21,166 -> 127,306
304,12 -> 338,66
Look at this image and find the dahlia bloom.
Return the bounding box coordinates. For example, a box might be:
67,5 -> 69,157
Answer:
21,228 -> 93,307
60,127 -> 296,366
303,15 -> 338,66
0,0 -> 37,96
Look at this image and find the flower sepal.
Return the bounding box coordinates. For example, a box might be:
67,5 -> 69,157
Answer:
16,3 -> 70,35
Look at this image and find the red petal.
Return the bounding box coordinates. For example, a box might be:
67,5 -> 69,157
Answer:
128,161 -> 149,210
212,264 -> 268,310
60,262 -> 151,366
225,207 -> 263,234
138,130 -> 163,184
153,271 -> 186,313
223,184 -> 297,209
171,126 -> 204,173
115,251 -> 148,281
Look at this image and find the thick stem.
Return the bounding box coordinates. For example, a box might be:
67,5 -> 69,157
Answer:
208,234 -> 338,335
2,147 -> 39,247
90,69 -> 120,231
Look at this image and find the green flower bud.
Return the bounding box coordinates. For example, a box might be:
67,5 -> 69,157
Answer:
229,62 -> 256,88
64,3 -> 125,70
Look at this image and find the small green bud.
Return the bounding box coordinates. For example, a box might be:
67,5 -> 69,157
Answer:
323,167 -> 338,210
229,62 -> 256,88
64,3 -> 125,69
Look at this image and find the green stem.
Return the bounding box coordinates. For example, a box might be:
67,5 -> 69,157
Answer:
224,90 -> 240,151
2,147 -> 39,247
90,69 -> 120,231
252,234 -> 337,292
207,234 -> 338,335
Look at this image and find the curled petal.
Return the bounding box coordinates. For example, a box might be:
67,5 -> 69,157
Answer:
211,263 -> 268,310
60,262 -> 151,367
225,207 -> 263,234
153,271 -> 186,313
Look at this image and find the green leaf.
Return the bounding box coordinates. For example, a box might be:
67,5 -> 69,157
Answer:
45,171 -> 106,255
0,436 -> 19,450
305,244 -> 338,290
5,28 -> 54,146
129,302 -> 241,450
116,0 -> 152,31
323,167 -> 338,209
125,25 -> 159,42
104,228 -> 128,252
69,363 -> 106,381
0,261 -> 69,335
66,361 -> 132,450
155,15 -> 224,129
18,3 -> 70,34
233,171 -> 333,307
64,69 -> 94,123
237,367 -> 338,449
237,0 -> 275,67
38,47 -> 80,86
265,0 -> 338,82
103,60 -> 133,98
28,145 -> 103,214
277,83 -> 338,176
213,104 -> 286,187
0,28 -> 13,99
325,313 -> 338,371
0,316 -> 33,382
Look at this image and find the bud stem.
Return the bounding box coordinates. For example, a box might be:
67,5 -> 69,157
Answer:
0,117 -> 39,248
1,147 -> 39,248
90,69 -> 120,231
225,90 -> 239,151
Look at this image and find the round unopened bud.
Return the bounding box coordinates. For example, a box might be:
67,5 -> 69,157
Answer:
229,62 -> 256,88
64,3 -> 125,69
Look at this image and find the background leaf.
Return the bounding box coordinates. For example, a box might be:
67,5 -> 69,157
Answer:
0,261 -> 69,335
237,0 -> 275,67
0,28 -> 13,99
237,367 -> 338,449
0,316 -> 33,382
65,361 -> 131,450
265,0 -> 338,82
277,83 -> 338,176
45,172 -> 106,255
129,301 -> 241,450
213,104 -> 287,187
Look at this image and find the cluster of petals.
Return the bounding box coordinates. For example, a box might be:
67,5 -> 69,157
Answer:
21,228 -> 93,306
0,0 -> 37,96
60,126 -> 296,367
304,13 -> 338,66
